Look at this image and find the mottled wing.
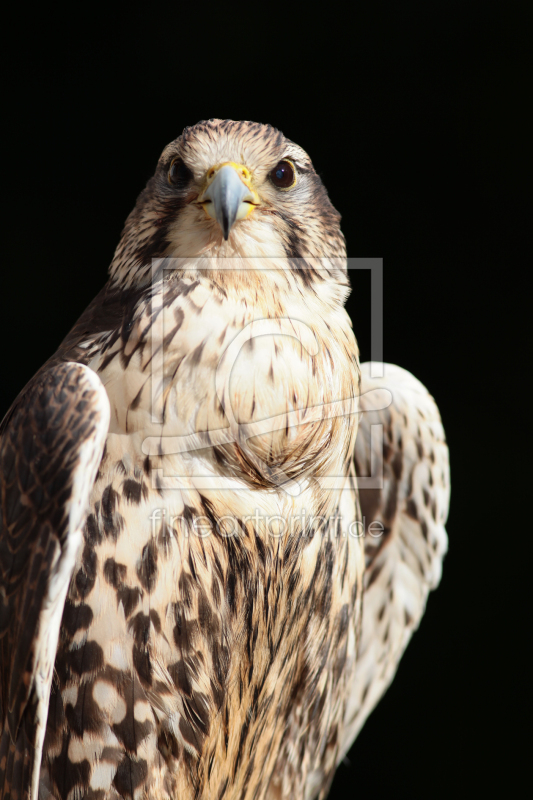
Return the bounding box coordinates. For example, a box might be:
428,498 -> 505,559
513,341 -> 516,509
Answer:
0,363 -> 109,800
339,362 -> 450,759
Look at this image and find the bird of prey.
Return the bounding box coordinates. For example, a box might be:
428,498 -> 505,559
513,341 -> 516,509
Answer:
0,119 -> 449,800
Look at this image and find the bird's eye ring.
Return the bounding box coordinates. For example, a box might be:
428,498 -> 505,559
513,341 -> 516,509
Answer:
168,157 -> 193,187
269,160 -> 296,189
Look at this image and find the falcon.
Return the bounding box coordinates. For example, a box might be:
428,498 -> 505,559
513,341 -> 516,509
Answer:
0,119 -> 450,800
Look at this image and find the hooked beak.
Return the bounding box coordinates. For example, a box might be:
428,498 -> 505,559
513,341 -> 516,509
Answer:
200,163 -> 258,239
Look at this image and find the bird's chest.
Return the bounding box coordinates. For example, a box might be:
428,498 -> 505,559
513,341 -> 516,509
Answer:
96,275 -> 359,495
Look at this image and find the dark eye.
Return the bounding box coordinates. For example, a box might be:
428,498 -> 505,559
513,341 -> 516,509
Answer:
269,160 -> 296,189
168,157 -> 193,187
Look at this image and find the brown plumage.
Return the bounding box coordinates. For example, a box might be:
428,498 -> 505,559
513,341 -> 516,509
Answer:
0,120 -> 449,800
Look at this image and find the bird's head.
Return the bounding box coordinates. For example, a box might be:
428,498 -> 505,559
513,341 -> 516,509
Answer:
110,119 -> 347,290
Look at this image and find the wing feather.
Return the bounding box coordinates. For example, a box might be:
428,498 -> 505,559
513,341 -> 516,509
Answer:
339,361 -> 450,759
0,362 -> 109,800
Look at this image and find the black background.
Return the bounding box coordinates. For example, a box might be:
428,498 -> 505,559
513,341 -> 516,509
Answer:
2,2 -> 529,797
